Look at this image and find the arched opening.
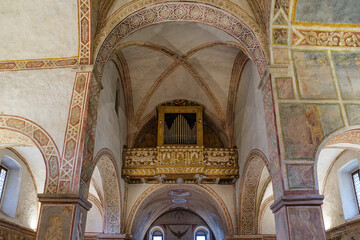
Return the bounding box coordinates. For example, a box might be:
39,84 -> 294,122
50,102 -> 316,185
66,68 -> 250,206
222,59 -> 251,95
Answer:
127,184 -> 233,240
238,149 -> 275,235
315,128 -> 360,238
85,149 -> 122,236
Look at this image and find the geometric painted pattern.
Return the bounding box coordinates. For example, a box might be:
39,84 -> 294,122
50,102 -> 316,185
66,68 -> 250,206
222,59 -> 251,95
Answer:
261,77 -> 283,199
98,156 -> 121,234
59,72 -> 92,193
90,149 -> 122,234
0,115 -> 61,193
239,149 -> 268,234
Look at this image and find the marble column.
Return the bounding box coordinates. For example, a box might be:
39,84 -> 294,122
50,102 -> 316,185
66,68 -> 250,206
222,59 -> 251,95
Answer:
271,194 -> 326,240
36,194 -> 92,240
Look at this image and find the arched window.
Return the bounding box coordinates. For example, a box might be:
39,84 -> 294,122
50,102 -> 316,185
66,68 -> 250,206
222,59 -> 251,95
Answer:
0,165 -> 8,201
352,169 -> 360,211
194,226 -> 210,240
149,226 -> 165,240
152,230 -> 163,240
337,159 -> 360,219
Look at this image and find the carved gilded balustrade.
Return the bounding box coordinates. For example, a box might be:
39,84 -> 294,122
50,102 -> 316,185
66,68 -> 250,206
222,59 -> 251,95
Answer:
122,146 -> 239,184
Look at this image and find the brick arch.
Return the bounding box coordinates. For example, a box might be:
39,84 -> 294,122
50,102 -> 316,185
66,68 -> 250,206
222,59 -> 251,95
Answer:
0,115 -> 60,193
239,149 -> 270,234
92,148 -> 122,233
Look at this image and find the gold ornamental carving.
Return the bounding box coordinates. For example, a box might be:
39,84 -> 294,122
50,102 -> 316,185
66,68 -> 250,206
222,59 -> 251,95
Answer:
122,146 -> 239,184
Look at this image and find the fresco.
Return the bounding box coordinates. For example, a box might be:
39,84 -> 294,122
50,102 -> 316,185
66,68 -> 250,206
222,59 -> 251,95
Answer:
295,0 -> 360,24
273,28 -> 288,45
275,208 -> 288,239
37,205 -> 74,240
345,104 -> 360,125
276,77 -> 295,99
273,48 -> 289,64
0,227 -> 35,240
332,51 -> 360,99
286,164 -> 314,189
288,207 -> 325,240
293,50 -> 337,99
279,104 -> 344,159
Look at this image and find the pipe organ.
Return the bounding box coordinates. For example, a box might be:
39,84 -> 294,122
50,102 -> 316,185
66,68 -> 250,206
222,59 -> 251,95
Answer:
164,113 -> 197,145
122,100 -> 239,184
157,102 -> 203,146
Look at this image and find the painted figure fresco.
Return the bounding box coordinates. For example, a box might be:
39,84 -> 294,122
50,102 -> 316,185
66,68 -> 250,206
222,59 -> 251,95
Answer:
37,205 -> 73,240
287,164 -> 314,189
332,52 -> 360,99
288,208 -> 325,240
45,215 -> 63,240
273,28 -> 288,45
295,0 -> 360,24
280,104 -> 344,159
293,50 -> 337,99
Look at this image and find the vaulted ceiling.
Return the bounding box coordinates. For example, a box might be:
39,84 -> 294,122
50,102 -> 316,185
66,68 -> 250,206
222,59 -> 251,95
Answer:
110,22 -> 249,146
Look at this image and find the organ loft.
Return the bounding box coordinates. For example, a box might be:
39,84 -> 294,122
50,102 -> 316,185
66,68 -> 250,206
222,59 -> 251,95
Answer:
122,100 -> 239,184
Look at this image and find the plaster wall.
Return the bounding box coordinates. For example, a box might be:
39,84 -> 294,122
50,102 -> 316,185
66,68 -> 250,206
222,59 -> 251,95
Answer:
85,201 -> 103,233
125,184 -> 154,221
234,60 -> 269,177
0,68 -> 76,151
257,168 -> 270,204
11,146 -> 46,193
0,149 -> 38,230
260,204 -> 275,234
93,60 -> 127,206
206,184 -> 236,230
0,0 -> 78,60
322,150 -> 360,230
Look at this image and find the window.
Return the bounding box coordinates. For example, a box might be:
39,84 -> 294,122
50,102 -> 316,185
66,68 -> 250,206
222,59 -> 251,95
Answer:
152,230 -> 163,240
195,230 -> 206,240
149,226 -> 164,240
352,169 -> 360,211
194,226 -> 210,240
0,166 -> 8,201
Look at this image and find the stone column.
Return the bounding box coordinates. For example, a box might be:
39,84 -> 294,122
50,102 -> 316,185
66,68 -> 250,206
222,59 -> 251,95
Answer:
36,194 -> 92,240
270,194 -> 326,240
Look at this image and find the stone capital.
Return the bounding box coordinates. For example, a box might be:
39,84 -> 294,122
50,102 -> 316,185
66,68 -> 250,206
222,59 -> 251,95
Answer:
270,194 -> 324,213
38,193 -> 92,210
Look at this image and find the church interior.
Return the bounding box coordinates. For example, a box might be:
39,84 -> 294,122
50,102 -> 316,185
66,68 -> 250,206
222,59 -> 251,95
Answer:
1,0 -> 360,239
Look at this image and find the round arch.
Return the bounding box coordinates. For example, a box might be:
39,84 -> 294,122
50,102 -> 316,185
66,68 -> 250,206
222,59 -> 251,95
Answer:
0,115 -> 61,193
125,184 -> 234,240
93,0 -> 269,62
93,2 -> 267,80
239,149 -> 271,234
92,148 -> 122,233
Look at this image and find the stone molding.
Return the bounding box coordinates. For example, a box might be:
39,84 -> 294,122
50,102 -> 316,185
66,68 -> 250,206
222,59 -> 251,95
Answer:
270,194 -> 324,213
38,193 -> 92,210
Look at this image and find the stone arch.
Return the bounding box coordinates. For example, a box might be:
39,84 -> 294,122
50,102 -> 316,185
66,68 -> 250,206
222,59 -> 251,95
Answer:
92,148 -> 122,233
314,126 -> 360,189
93,2 -> 267,80
93,0 -> 269,62
125,184 -> 234,240
239,149 -> 271,234
81,1 -> 275,194
0,115 -> 60,193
